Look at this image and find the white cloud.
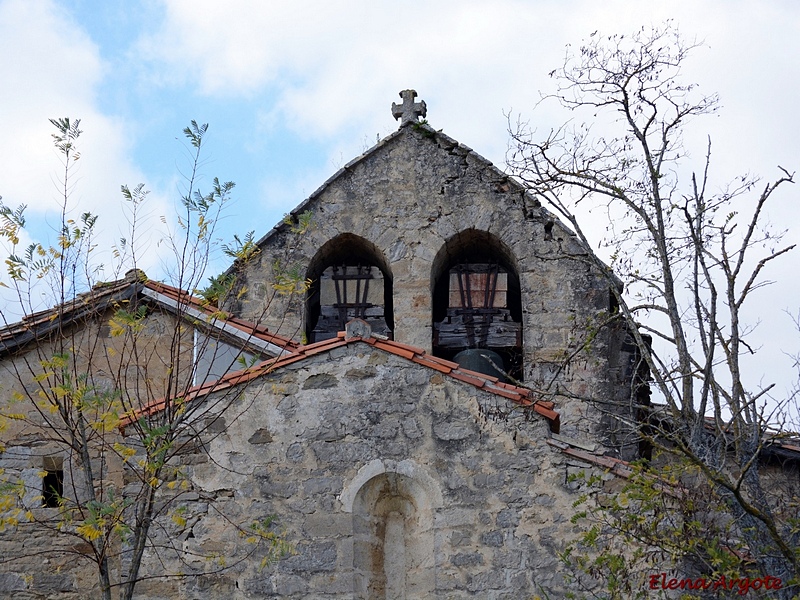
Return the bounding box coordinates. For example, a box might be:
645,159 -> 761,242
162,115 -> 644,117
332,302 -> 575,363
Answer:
1,0 -> 102,211
3,0 -> 798,396
0,0 -> 172,284
142,0 -> 800,255
139,1 -> 800,174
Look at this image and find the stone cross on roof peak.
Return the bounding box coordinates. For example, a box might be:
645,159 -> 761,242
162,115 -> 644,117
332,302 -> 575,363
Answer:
391,89 -> 427,127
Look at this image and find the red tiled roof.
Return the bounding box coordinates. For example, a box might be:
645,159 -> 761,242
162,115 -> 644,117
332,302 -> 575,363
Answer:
547,438 -> 634,478
0,277 -> 138,354
120,331 -> 561,433
143,280 -> 299,351
0,272 -> 299,355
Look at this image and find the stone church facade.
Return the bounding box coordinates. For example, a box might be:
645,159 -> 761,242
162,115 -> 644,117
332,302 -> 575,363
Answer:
0,91 -> 645,598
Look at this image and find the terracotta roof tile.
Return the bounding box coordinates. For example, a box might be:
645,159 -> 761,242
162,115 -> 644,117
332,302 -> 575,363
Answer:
422,355 -> 460,370
455,366 -> 500,383
302,338 -> 348,357
493,380 -> 520,391
374,340 -> 415,360
449,371 -> 487,388
122,326 -> 561,434
121,352 -> 301,429
532,403 -> 560,426
381,339 -> 426,354
261,352 -> 307,369
410,355 -> 453,374
484,385 -> 523,402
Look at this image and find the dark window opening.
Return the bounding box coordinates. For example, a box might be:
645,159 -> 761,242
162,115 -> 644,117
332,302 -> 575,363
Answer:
305,235 -> 393,343
621,332 -> 654,462
432,231 -> 523,381
609,288 -> 619,314
42,458 -> 63,508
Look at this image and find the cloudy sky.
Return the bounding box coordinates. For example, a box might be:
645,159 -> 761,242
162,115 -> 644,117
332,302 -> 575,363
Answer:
1,0 -> 799,404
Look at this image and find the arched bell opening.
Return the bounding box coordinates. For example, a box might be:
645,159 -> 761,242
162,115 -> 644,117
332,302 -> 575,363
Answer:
431,229 -> 523,381
305,234 -> 393,343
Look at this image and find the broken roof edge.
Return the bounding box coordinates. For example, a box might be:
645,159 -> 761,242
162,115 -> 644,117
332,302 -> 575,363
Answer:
0,272 -> 143,356
547,420 -> 800,494
140,280 -> 299,355
642,406 -> 800,463
120,328 -> 561,433
0,271 -> 300,358
547,437 -> 694,500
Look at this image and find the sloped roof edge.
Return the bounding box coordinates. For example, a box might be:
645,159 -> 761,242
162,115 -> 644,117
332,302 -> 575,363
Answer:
239,127 -> 406,264
120,328 -> 561,433
227,123 -> 552,274
141,280 -> 298,355
0,271 -> 298,357
0,274 -> 140,356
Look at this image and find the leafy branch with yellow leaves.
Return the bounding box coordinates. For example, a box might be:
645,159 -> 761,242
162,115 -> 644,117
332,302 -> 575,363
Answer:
0,119 -> 301,600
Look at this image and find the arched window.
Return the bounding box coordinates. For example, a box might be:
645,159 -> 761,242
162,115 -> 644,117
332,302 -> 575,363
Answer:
431,230 -> 523,380
305,234 -> 393,343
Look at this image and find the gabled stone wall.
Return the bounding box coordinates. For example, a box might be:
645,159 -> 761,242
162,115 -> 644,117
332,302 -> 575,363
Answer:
0,117 -> 645,599
232,125 -> 636,450
139,344 -> 603,599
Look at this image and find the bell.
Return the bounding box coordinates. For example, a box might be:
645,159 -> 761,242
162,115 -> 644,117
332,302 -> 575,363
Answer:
453,348 -> 506,382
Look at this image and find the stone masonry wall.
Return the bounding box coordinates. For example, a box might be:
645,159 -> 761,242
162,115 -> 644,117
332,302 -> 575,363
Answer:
232,125 -> 631,449
0,307 -> 194,598
0,125 -> 641,598
137,343 -> 609,599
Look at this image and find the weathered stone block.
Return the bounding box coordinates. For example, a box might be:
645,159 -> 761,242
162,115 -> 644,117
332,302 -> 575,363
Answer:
496,508 -> 520,528
255,472 -> 298,499
302,373 -> 339,389
32,573 -> 74,593
0,446 -> 31,469
480,530 -> 504,547
282,541 -> 337,572
286,442 -> 305,462
241,575 -> 275,595
303,512 -> 351,538
248,428 -> 273,444
345,366 -> 376,379
467,569 -> 504,592
0,573 -> 26,592
451,551 -> 484,566
275,574 -> 309,595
